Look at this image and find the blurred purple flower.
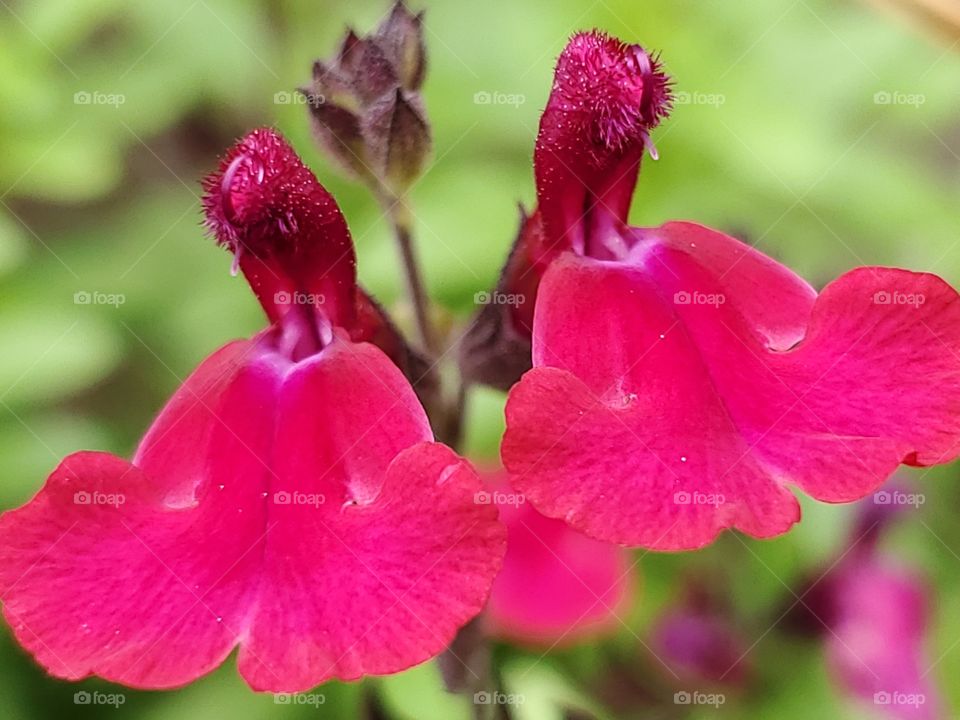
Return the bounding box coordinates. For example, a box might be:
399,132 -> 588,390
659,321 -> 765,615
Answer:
651,606 -> 749,685
825,554 -> 939,720
816,478 -> 942,719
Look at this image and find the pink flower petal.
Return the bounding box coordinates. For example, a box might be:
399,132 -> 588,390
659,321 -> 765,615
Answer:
0,349 -> 278,688
647,222 -> 817,349
503,226 -> 960,549
238,341 -> 505,690
0,340 -> 505,691
133,338 -> 256,504
484,477 -> 634,646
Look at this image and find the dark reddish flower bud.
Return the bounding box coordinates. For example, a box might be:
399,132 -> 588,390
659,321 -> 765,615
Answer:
301,2 -> 431,194
458,207 -> 542,390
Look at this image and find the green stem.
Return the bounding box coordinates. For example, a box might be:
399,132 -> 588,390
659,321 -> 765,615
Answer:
382,195 -> 439,357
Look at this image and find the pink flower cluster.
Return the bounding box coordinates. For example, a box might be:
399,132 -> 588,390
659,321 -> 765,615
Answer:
1,18 -> 958,702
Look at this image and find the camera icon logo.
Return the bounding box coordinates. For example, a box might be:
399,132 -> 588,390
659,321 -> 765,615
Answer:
473,691 -> 492,704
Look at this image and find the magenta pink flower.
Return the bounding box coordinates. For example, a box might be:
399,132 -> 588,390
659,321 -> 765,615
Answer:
482,472 -> 633,646
500,31 -> 960,550
825,554 -> 939,719
800,486 -> 943,718
0,128 -> 505,692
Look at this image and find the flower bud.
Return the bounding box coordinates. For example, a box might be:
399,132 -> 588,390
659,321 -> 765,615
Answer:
458,206 -> 541,391
362,88 -> 431,194
301,1 -> 432,194
375,1 -> 426,91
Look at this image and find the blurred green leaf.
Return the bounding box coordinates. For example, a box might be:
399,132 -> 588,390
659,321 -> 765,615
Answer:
0,303 -> 123,407
378,662 -> 472,720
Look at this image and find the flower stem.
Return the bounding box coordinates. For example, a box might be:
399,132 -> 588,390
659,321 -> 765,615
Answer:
442,376 -> 468,450
383,195 -> 439,357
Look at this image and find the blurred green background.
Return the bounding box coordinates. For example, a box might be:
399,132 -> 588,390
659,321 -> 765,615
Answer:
1,0 -> 959,718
